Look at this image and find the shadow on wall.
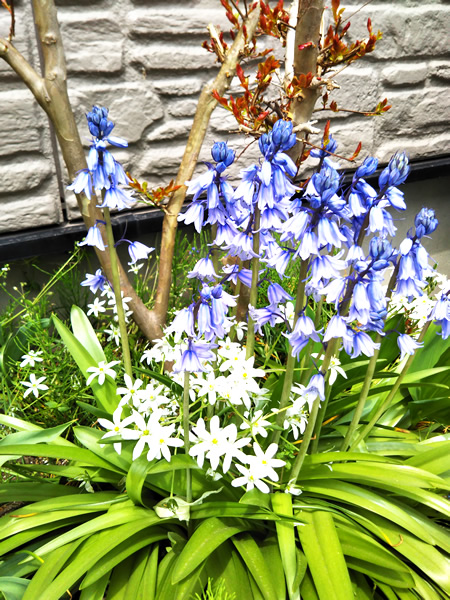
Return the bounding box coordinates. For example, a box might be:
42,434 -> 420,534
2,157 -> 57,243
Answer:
394,175 -> 450,276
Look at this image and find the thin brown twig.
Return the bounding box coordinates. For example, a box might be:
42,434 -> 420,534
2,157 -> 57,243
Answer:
341,0 -> 375,25
314,106 -> 383,117
296,136 -> 357,162
229,0 -> 246,21
236,136 -> 258,161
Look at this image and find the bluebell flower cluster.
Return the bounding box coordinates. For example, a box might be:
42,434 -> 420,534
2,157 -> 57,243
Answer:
68,105 -> 133,210
71,106 -> 156,291
175,120 -> 443,375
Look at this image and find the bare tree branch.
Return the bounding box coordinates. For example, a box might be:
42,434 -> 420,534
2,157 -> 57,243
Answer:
148,5 -> 261,341
285,0 -> 325,162
1,0 -> 158,342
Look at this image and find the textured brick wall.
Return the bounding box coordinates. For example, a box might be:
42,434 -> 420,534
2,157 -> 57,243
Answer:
0,0 -> 449,234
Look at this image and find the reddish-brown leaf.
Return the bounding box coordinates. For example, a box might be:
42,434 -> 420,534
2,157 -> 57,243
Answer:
349,141 -> 362,161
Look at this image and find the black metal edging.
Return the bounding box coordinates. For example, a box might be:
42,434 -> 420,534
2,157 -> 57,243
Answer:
0,207 -> 166,263
1,154 -> 449,264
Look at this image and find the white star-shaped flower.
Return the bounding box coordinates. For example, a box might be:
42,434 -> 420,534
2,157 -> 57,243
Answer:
87,298 -> 107,317
20,350 -> 43,368
86,360 -> 120,386
21,373 -> 48,398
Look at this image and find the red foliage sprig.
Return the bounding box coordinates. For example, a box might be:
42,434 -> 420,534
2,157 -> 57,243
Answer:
127,177 -> 181,211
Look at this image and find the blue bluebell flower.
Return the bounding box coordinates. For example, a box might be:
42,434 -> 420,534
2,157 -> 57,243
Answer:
81,269 -> 107,294
369,237 -> 395,270
176,340 -> 204,372
354,156 -> 378,180
67,169 -> 93,199
188,257 -> 218,282
68,106 -> 131,210
211,141 -> 235,174
323,314 -> 348,342
98,179 -> 134,210
344,330 -> 380,359
304,373 -> 325,403
415,208 -> 438,239
397,333 -> 424,360
127,241 -> 154,263
430,294 -> 449,339
78,221 -> 106,251
267,282 -> 292,306
309,134 -> 338,161
379,152 -> 409,189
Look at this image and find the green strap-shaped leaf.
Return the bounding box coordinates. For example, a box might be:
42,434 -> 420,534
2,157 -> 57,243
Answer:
301,460 -> 448,490
171,517 -> 250,584
336,521 -> 411,573
70,305 -> 106,365
300,479 -> 437,545
0,482 -> 81,503
80,527 -> 168,588
121,547 -> 150,600
296,510 -> 353,600
0,443 -> 120,473
352,508 -> 450,595
203,540 -> 253,600
0,576 -> 30,600
137,543 -> 158,600
73,426 -> 131,474
171,559 -> 207,600
79,571 -> 111,600
52,314 -> 118,413
0,518 -> 87,558
411,571 -> 444,600
232,532 -> 279,600
134,365 -> 183,396
23,538 -> 86,600
76,401 -> 112,421
156,549 -> 178,597
0,414 -> 43,432
0,423 -> 71,447
291,548 -> 307,592
350,572 -> 376,600
30,516 -> 162,600
106,554 -> 135,600
406,440 -> 450,475
272,493 -> 299,600
33,506 -> 156,559
126,454 -> 156,507
346,557 -> 413,588
300,571 -> 319,600
259,535 -> 286,600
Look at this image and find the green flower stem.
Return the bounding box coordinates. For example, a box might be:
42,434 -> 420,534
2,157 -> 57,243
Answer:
210,223 -> 220,276
262,331 -> 283,369
310,383 -> 332,454
349,321 -> 430,451
290,395 -> 321,484
2,249 -> 82,327
293,339 -> 336,465
271,260 -> 309,445
340,335 -> 381,451
341,263 -> 400,451
246,207 -> 261,359
314,297 -> 324,329
183,371 -> 192,505
103,207 -> 132,378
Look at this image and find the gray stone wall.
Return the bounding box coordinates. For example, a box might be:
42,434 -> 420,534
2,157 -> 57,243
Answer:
0,0 -> 449,234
